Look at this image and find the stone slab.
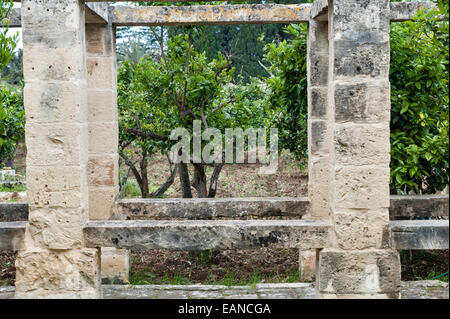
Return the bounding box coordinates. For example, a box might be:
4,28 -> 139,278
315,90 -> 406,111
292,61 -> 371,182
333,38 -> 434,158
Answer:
117,197 -> 309,220
0,221 -> 26,250
390,220 -> 449,250
390,195 -> 449,218
1,281 -> 447,299
84,219 -> 332,251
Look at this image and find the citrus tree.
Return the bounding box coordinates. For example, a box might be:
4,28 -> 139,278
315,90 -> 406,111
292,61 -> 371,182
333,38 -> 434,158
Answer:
118,32 -> 262,198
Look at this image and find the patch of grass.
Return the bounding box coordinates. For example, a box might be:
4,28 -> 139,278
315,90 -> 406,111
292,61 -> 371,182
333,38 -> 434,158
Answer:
0,184 -> 27,192
121,179 -> 142,198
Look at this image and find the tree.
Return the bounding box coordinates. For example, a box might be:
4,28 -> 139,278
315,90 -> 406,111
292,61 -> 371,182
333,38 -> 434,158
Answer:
118,33 -> 259,198
262,1 -> 449,193
262,24 -> 308,168
0,0 -> 20,168
389,0 -> 449,194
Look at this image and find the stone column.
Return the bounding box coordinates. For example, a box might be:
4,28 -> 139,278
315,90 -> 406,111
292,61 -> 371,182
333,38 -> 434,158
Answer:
86,23 -> 129,283
302,20 -> 330,282
15,0 -> 101,298
316,0 -> 401,298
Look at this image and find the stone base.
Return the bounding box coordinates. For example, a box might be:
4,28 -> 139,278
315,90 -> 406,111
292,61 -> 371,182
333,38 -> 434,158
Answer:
299,249 -> 317,282
14,247 -> 102,299
317,248 -> 401,297
101,248 -> 130,284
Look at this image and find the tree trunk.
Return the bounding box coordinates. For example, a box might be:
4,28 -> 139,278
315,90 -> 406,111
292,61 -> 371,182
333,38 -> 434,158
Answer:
208,163 -> 224,198
179,162 -> 192,198
152,163 -> 178,198
139,151 -> 150,198
192,163 -> 208,198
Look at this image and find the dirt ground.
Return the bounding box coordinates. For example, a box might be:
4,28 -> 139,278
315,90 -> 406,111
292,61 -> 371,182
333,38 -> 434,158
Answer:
0,150 -> 448,286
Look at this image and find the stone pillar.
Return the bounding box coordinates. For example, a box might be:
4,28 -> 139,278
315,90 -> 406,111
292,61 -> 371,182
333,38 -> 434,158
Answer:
316,0 -> 401,298
15,0 -> 101,298
86,23 -> 129,284
302,20 -> 330,282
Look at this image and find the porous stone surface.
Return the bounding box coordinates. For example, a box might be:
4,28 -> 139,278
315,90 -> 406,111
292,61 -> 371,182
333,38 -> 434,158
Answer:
110,4 -> 312,26
14,248 -> 101,299
116,197 -> 309,220
0,203 -> 28,222
84,220 -> 333,251
0,222 -> 26,251
299,250 -> 317,282
390,195 -> 449,218
317,249 -> 401,295
390,220 -> 449,250
16,0 -> 101,298
101,247 -> 130,284
2,281 -> 449,299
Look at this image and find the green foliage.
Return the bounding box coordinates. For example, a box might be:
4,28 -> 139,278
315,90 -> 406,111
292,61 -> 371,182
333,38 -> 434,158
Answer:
0,87 -> 24,168
263,24 -> 308,168
389,2 -> 449,194
0,0 -> 17,74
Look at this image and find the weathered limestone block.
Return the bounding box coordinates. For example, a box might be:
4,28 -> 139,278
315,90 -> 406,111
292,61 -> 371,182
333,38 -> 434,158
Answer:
24,82 -> 87,123
84,220 -> 333,251
26,166 -> 87,208
333,166 -> 390,209
15,248 -> 101,299
309,54 -> 329,86
89,186 -> 119,220
334,81 -> 390,123
25,123 -> 88,167
334,123 -> 390,166
116,197 -> 309,220
101,248 -> 130,284
28,208 -> 85,250
0,203 -> 29,222
318,249 -> 401,296
299,249 -> 317,282
333,40 -> 390,78
88,122 -> 119,154
308,157 -> 331,218
88,90 -> 117,122
0,222 -> 26,251
310,120 -> 330,155
390,220 -> 449,250
390,195 -> 449,218
88,155 -> 119,187
334,209 -> 390,250
332,0 -> 390,35
87,57 -> 116,89
309,87 -> 328,118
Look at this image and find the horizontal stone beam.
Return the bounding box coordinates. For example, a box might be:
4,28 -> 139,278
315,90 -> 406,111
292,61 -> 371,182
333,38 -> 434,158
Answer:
117,197 -> 310,220
390,220 -> 449,250
390,1 -> 439,22
2,196 -> 448,222
83,219 -> 333,251
110,4 -> 312,26
0,221 -> 26,251
86,3 -> 109,24
0,203 -> 29,222
310,0 -> 328,21
390,195 -> 448,218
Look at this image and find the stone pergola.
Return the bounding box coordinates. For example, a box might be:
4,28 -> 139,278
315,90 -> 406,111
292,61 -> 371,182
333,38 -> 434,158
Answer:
1,0 -> 448,299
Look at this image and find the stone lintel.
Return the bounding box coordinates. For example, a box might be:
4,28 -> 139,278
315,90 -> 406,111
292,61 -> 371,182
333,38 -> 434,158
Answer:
390,220 -> 449,250
110,4 -> 312,27
84,219 -> 333,251
86,3 -> 109,24
310,0 -> 328,21
390,1 -> 438,22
